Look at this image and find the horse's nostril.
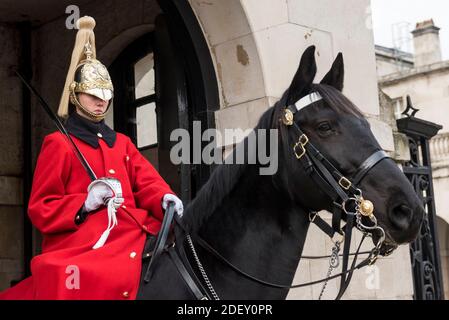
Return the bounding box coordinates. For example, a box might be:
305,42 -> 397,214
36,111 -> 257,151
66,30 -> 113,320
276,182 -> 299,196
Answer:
389,204 -> 414,230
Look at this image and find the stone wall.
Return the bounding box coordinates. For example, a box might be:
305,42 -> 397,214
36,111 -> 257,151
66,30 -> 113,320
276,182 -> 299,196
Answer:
0,23 -> 24,290
190,0 -> 397,152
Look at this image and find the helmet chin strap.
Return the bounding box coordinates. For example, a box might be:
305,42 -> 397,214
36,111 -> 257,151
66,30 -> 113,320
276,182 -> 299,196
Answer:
70,90 -> 111,121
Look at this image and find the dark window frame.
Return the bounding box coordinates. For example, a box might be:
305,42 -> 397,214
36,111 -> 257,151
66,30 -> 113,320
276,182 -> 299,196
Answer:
110,33 -> 157,150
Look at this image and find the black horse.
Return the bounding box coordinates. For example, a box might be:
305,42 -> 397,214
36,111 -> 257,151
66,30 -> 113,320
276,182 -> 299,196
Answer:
137,46 -> 424,300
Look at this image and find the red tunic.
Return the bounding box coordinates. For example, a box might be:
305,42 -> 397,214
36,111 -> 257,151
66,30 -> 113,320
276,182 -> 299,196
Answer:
0,131 -> 173,300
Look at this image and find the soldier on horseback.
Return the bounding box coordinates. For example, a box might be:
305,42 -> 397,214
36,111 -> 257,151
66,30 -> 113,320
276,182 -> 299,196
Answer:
0,16 -> 183,300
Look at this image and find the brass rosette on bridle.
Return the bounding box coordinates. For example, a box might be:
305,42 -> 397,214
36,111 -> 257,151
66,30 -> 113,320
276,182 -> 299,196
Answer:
283,108 -> 294,126
359,198 -> 375,218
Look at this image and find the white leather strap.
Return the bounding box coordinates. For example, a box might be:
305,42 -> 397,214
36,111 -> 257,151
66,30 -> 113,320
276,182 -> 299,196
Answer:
294,92 -> 323,112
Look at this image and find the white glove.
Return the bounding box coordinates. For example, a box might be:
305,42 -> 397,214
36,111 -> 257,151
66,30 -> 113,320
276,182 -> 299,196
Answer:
162,194 -> 184,218
84,179 -> 121,213
84,178 -> 124,250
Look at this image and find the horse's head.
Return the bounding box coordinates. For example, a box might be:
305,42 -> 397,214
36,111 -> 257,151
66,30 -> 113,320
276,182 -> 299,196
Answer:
275,46 -> 424,254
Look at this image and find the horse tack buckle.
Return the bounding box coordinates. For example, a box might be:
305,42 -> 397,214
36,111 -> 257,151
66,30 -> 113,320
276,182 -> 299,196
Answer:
294,134 -> 309,159
338,177 -> 352,190
331,230 -> 345,246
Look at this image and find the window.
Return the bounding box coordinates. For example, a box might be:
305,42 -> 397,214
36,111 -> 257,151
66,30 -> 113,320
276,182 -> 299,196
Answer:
134,53 -> 158,149
135,53 -> 155,99
109,33 -> 159,168
136,102 -> 157,147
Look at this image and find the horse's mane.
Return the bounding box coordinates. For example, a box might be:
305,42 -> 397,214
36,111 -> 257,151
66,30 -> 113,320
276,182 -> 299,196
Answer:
182,84 -> 363,233
182,94 -> 288,234
311,84 -> 364,118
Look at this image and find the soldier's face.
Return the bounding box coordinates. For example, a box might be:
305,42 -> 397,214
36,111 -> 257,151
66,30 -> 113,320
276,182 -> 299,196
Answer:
77,93 -> 109,118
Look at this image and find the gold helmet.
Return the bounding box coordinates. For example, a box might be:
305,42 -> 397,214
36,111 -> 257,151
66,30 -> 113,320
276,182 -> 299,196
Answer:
58,16 -> 113,121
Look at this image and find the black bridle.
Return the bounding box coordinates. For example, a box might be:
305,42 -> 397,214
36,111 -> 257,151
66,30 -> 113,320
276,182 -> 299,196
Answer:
282,92 -> 391,299
284,93 -> 390,241
143,92 -> 392,300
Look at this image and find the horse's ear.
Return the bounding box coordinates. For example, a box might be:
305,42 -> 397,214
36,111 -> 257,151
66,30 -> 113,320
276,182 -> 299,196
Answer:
320,52 -> 344,91
287,45 -> 317,105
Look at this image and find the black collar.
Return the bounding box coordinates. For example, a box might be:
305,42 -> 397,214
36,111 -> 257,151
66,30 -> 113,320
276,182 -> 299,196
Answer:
65,112 -> 116,148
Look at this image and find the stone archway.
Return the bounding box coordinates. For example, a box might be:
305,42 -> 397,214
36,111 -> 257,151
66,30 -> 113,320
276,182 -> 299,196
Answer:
189,0 -> 265,107
188,0 -> 268,149
99,24 -> 154,67
188,0 -> 382,150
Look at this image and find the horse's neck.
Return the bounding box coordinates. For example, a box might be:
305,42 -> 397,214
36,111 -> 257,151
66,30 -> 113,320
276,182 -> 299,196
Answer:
197,166 -> 311,299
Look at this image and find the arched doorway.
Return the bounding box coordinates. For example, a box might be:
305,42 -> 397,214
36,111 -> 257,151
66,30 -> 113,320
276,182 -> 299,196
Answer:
107,4 -> 219,202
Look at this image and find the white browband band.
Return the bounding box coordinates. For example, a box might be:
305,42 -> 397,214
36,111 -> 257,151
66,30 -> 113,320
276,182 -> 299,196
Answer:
295,92 -> 323,112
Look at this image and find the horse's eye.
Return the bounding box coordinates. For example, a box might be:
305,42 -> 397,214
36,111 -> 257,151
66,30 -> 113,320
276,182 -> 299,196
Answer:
317,122 -> 332,132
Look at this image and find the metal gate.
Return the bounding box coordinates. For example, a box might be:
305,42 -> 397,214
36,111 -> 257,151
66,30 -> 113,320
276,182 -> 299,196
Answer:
397,96 -> 445,300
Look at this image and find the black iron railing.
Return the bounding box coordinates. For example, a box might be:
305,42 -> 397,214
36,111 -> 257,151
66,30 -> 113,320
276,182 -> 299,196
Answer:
397,96 -> 445,300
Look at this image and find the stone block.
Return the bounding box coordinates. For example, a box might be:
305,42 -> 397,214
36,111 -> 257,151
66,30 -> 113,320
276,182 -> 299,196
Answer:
241,0 -> 288,32
215,98 -> 272,148
0,206 -> 24,260
254,23 -> 333,99
214,34 -> 266,107
374,251 -> 414,299
189,0 -> 252,46
288,0 -> 380,116
393,132 -> 411,163
0,176 -> 23,206
366,117 -> 395,152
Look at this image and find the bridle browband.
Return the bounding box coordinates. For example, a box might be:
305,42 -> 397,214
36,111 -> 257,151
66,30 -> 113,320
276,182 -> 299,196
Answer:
143,92 -> 393,300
